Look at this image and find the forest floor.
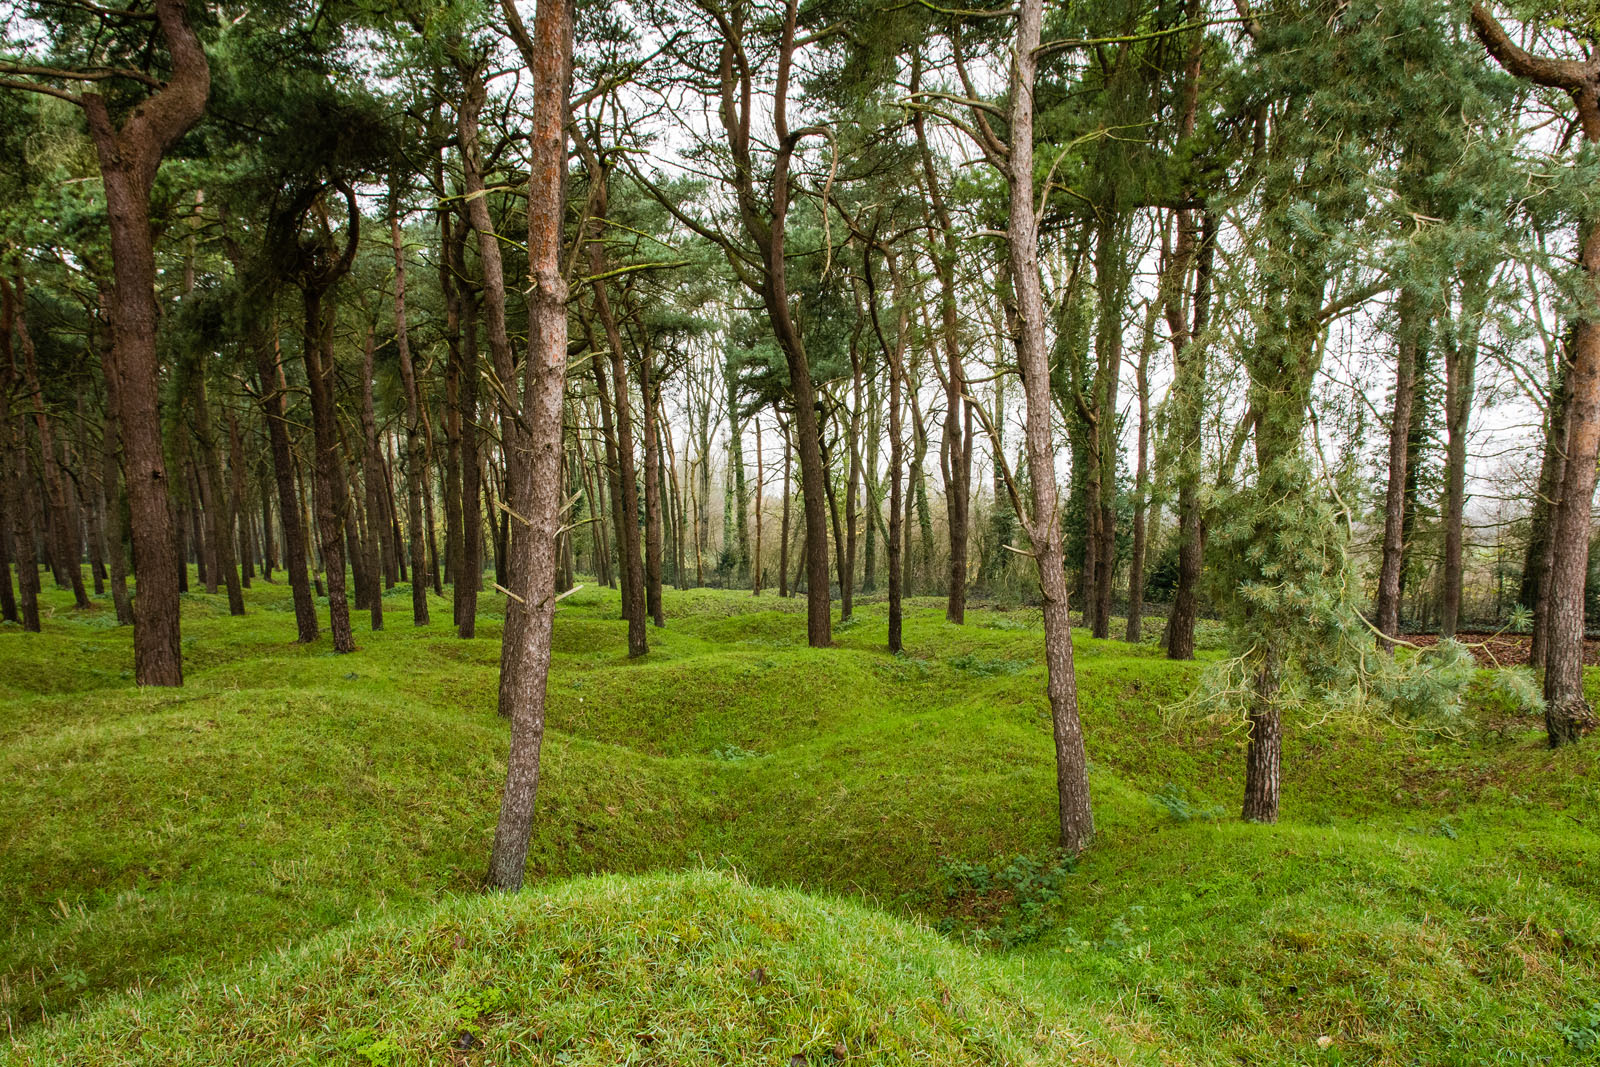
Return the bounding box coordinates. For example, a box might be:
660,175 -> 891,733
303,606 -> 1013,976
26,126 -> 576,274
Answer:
1405,630 -> 1600,668
1,577 -> 1596,1064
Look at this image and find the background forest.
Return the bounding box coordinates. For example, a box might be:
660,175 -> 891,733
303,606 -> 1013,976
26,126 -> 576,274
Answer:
2,0 -> 1599,1064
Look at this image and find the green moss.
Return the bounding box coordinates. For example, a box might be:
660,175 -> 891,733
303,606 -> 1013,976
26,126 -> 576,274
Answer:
8,869 -> 1132,1065
2,573 -> 1597,1063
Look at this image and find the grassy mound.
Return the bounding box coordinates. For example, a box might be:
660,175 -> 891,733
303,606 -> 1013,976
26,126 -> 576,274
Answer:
8,869 -> 1120,1066
3,576 -> 1598,1063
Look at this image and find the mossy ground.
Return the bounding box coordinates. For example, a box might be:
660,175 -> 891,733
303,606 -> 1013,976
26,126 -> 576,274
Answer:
1,574 -> 1596,1063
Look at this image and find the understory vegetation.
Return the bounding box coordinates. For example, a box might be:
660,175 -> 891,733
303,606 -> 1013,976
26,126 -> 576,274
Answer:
3,580 -> 1596,1064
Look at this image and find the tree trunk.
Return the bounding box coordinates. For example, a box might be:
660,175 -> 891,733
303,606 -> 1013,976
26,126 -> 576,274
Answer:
1440,277 -> 1485,638
586,198 -> 647,656
14,277 -> 90,608
387,213 -> 429,629
1525,356 -> 1569,668
359,325 -> 397,599
1125,301 -> 1157,642
714,0 -> 831,644
0,279 -> 41,631
1241,651 -> 1283,823
1164,213 -> 1215,660
779,419 -> 791,598
866,241 -> 908,651
640,349 -> 665,626
1006,0 -> 1093,852
487,0 -> 571,891
1471,3 -> 1600,744
458,268 -> 484,628
254,329 -> 317,642
302,279 -> 355,653
78,0 -> 207,684
101,376 -> 134,625
191,351 -> 245,616
227,407 -> 252,589
358,325 -> 385,631
1375,288 -> 1423,647
845,352 -> 863,619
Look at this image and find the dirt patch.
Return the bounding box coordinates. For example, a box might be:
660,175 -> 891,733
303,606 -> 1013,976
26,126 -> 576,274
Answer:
1403,631 -> 1600,668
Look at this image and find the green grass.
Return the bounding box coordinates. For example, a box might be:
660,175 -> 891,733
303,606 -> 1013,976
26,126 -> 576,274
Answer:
1,573 -> 1597,1063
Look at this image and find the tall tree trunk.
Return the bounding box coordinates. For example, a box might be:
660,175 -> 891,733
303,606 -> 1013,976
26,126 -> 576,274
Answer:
259,462 -> 277,579
1375,288 -> 1423,647
905,377 -> 928,597
301,223 -> 358,654
709,0 -> 831,643
488,0 -> 572,891
1005,0 -> 1093,852
439,187 -> 466,627
640,350 -> 665,626
101,376 -> 134,625
845,350 -> 863,618
1525,355 -> 1569,668
1472,3 -> 1600,744
1125,301 -> 1157,643
357,325 -> 385,631
191,353 -> 245,616
254,328 -> 317,642
459,266 -> 484,628
779,418 -> 791,599
913,67 -> 969,624
78,0 -> 207,684
752,414 -> 764,595
1440,276 -> 1485,638
583,177 -> 647,656
1164,213 -> 1215,660
459,68 -> 529,634
359,325 -> 397,601
1089,217 -> 1129,639
664,412 -> 688,591
866,240 -> 908,651
227,407 -> 252,589
14,277 -> 90,608
0,279 -> 41,631
388,210 -> 431,629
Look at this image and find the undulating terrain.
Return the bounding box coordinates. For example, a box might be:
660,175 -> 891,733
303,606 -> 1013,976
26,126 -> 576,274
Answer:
2,579 -> 1596,1064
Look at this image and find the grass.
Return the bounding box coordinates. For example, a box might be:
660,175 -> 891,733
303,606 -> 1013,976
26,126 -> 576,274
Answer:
1,572 -> 1597,1063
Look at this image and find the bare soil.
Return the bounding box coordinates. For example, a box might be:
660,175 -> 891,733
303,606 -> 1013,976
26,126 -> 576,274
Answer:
1403,630 -> 1600,667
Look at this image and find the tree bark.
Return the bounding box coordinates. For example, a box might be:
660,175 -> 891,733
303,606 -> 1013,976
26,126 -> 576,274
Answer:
357,325 -> 385,631
14,275 -> 90,608
1006,0 -> 1093,852
392,211 -> 432,628
1375,288 -> 1423,648
1163,214 -> 1215,660
0,278 -> 41,631
77,0 -> 207,685
583,177 -> 647,655
1241,651 -> 1283,823
227,407 -> 252,589
294,188 -> 361,653
779,417 -> 791,598
254,328 -> 317,641
711,0 -> 831,644
640,347 -> 665,625
1126,301 -> 1157,642
192,354 -> 245,616
488,0 -> 572,891
1471,3 -> 1600,743
1440,277 -> 1485,638
100,370 -> 134,625
1525,354 -> 1569,668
